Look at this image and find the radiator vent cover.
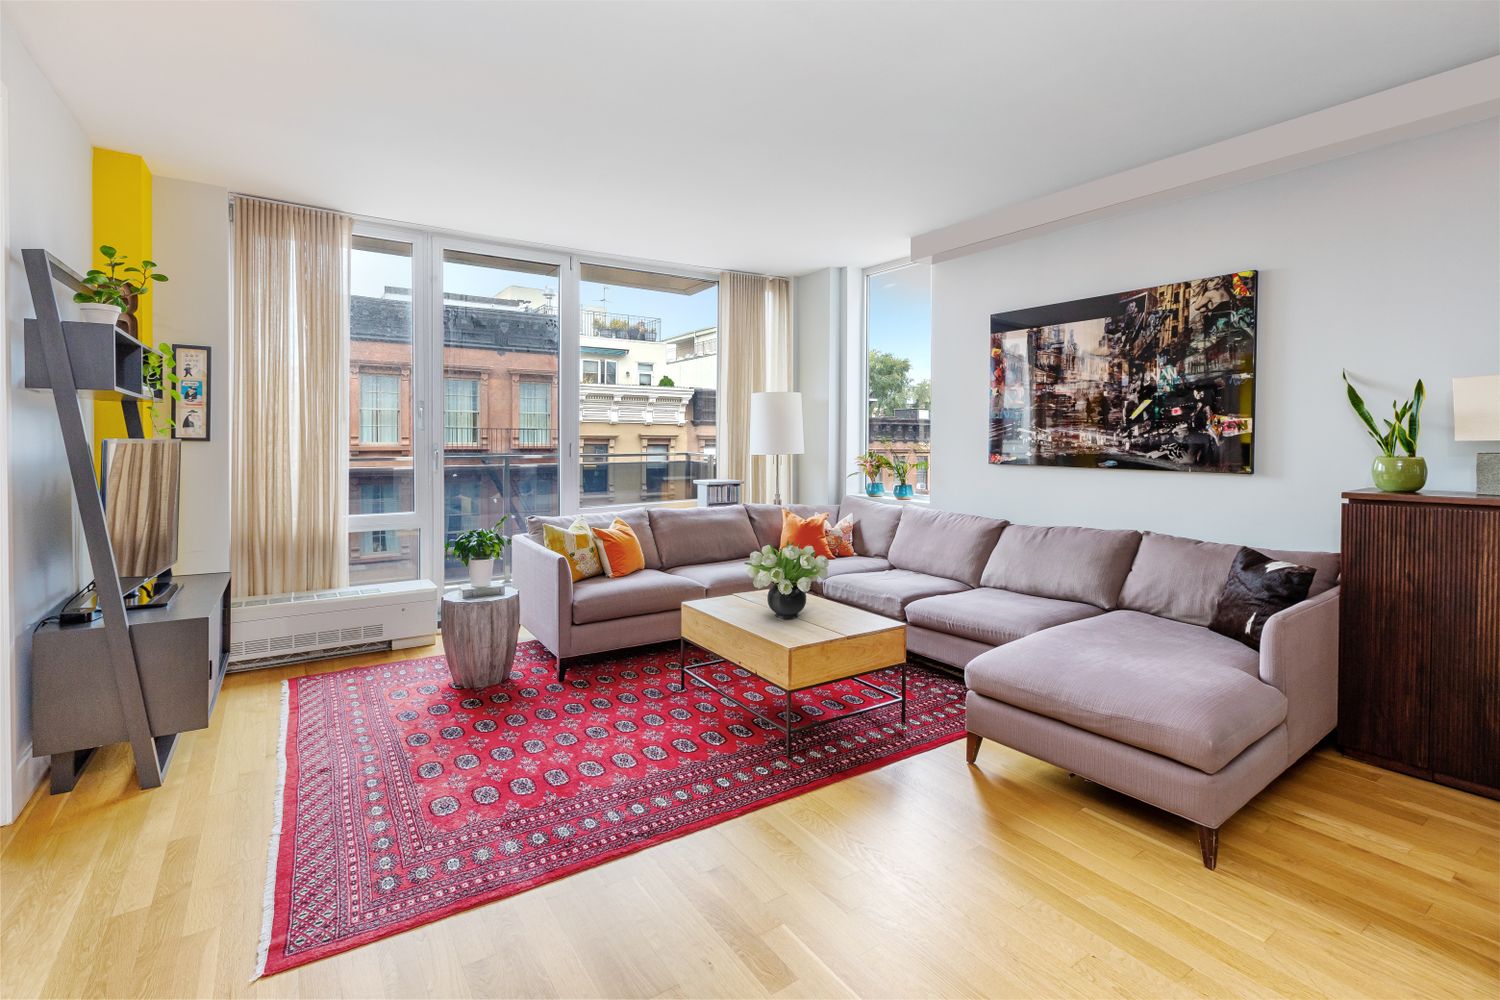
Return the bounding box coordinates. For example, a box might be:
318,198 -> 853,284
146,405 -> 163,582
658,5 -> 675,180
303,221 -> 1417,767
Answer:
228,579 -> 437,668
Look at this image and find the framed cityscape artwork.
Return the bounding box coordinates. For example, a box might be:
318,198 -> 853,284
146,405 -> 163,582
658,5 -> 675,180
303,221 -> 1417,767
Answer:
172,344 -> 211,441
989,270 -> 1256,474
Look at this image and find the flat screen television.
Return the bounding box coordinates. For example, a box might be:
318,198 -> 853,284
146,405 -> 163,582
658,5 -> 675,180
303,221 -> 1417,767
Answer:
100,438 -> 181,598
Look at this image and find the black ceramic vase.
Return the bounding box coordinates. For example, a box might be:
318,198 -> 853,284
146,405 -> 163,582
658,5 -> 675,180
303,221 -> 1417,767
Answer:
767,587 -> 806,619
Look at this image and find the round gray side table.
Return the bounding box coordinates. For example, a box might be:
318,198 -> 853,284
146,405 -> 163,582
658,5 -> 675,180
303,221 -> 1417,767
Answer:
442,586 -> 520,689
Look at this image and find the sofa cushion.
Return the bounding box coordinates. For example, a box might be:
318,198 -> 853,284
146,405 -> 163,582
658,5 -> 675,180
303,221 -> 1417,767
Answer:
906,588 -> 1104,648
821,555 -> 891,579
744,504 -> 840,549
1120,532 -> 1340,626
528,508 -> 662,569
571,569 -> 705,625
667,559 -> 757,598
648,505 -> 759,568
886,506 -> 1007,586
965,610 -> 1284,774
836,494 -> 905,557
780,509 -> 834,557
979,525 -> 1140,609
1260,547 -> 1340,597
821,569 -> 968,621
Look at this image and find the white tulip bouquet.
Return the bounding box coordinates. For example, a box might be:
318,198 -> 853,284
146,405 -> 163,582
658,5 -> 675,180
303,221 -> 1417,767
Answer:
745,543 -> 829,595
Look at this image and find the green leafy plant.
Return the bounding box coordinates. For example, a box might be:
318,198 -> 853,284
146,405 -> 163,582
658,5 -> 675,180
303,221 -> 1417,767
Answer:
1342,370 -> 1424,457
72,245 -> 169,310
890,456 -> 927,486
656,375 -> 675,387
446,517 -> 510,565
849,451 -> 891,483
143,342 -> 184,435
745,543 -> 828,596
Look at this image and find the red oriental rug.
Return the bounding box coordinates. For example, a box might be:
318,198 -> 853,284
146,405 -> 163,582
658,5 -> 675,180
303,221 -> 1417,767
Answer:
255,639 -> 966,977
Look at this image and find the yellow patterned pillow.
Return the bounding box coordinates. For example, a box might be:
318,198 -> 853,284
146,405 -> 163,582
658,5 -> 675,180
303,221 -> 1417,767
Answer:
542,516 -> 603,582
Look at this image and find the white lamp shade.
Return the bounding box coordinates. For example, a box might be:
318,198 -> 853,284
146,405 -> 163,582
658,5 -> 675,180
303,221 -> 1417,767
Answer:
1453,375 -> 1500,442
749,391 -> 805,455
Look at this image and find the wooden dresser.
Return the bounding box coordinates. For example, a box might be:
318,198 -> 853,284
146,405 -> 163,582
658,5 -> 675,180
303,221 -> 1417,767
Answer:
1338,489 -> 1499,799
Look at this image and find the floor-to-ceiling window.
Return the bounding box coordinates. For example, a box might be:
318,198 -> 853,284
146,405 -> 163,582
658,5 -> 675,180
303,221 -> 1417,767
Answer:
339,222 -> 720,587
577,263 -> 717,508
863,260 -> 932,497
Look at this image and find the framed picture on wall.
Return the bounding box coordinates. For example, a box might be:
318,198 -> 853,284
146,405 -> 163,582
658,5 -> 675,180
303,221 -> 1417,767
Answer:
172,344 -> 211,441
989,270 -> 1257,474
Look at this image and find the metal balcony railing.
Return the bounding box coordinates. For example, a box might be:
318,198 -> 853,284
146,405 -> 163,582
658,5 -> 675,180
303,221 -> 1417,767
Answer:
583,309 -> 661,341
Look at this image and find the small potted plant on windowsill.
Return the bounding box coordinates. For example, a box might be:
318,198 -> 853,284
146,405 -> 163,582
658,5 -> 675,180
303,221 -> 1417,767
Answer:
447,517 -> 511,588
851,452 -> 892,496
1343,371 -> 1427,493
745,543 -> 829,619
890,457 -> 927,499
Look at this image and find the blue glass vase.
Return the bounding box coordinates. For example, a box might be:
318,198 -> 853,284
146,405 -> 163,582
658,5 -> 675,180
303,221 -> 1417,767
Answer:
894,484 -> 914,499
865,482 -> 885,497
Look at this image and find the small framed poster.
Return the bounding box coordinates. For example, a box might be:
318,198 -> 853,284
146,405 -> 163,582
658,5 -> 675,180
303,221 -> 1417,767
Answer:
172,344 -> 211,441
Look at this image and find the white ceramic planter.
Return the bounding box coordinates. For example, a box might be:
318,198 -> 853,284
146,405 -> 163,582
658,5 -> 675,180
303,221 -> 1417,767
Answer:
79,303 -> 122,326
467,558 -> 495,589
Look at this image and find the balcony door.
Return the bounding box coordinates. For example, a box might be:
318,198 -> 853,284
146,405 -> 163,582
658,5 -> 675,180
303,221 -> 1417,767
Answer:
430,241 -> 575,584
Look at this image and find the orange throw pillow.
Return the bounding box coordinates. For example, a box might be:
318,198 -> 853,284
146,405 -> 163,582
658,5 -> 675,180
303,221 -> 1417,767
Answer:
779,509 -> 834,558
592,518 -> 646,578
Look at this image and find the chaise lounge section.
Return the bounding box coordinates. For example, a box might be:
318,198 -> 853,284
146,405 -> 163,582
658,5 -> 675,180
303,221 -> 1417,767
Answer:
511,496 -> 1339,867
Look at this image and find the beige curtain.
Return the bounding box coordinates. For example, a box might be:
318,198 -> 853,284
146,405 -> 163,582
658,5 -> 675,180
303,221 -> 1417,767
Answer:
231,197 -> 351,597
719,272 -> 794,504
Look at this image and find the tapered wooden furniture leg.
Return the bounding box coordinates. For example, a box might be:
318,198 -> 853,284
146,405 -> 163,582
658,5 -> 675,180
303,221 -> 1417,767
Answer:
965,733 -> 982,764
1197,824 -> 1220,870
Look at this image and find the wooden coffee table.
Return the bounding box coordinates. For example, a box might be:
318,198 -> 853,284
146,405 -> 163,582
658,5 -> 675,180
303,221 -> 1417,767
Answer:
679,592 -> 908,757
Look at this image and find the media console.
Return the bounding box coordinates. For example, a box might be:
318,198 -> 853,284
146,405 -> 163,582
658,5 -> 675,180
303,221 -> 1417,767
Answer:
31,573 -> 231,792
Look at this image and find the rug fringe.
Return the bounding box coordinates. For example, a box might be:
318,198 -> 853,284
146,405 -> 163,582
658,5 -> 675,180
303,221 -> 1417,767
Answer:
252,678 -> 291,981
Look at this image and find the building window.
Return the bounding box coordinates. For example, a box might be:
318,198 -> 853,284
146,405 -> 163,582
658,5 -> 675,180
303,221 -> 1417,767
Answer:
444,377 -> 480,446
638,363 -> 653,386
582,358 -> 617,385
359,372 -> 400,445
865,261 -> 932,498
519,380 -> 551,447
582,441 -> 610,495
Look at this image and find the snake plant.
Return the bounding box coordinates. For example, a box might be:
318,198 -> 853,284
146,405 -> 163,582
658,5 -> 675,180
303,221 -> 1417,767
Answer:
1342,370 -> 1424,457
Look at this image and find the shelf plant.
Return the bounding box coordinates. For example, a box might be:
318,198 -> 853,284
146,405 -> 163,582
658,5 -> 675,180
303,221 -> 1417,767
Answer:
73,244 -> 168,325
1342,370 -> 1426,492
447,517 -> 511,587
143,342 -> 184,436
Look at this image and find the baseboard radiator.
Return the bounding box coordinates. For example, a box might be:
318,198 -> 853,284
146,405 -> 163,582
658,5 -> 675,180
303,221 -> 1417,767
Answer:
228,579 -> 440,671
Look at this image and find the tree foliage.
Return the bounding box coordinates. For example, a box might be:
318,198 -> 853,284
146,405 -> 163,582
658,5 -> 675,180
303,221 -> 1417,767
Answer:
868,350 -> 914,415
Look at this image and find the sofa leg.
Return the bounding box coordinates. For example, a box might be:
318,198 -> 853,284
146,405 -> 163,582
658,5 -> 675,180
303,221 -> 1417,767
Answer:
556,656 -> 567,683
1197,824 -> 1219,870
965,733 -> 982,765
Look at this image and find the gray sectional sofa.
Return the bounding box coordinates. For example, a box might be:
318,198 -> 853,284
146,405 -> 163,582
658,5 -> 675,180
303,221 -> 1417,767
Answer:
511,494 -> 1340,868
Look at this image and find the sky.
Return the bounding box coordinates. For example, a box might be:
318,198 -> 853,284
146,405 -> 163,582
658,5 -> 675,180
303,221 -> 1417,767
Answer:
350,247 -> 717,339
867,261 -> 932,381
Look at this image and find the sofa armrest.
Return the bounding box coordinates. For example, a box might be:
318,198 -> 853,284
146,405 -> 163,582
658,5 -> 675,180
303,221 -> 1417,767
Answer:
513,534 -> 572,659
1259,584 -> 1339,761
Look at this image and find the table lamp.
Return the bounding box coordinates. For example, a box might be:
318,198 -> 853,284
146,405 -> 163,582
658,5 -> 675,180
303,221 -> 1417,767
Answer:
749,391 -> 804,506
1453,374 -> 1500,495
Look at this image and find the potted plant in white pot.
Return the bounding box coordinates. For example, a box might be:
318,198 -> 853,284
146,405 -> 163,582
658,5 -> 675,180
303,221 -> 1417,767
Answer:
447,517 -> 510,588
73,244 -> 168,327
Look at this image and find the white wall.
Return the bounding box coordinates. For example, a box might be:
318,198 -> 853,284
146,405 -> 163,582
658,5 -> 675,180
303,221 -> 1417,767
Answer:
2,22 -> 92,823
154,175 -> 231,575
929,121 -> 1500,552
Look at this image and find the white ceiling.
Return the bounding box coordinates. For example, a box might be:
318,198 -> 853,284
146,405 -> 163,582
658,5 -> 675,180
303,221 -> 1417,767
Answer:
6,1 -> 1497,275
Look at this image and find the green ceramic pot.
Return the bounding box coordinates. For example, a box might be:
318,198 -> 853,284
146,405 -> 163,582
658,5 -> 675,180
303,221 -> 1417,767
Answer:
1371,455 -> 1427,493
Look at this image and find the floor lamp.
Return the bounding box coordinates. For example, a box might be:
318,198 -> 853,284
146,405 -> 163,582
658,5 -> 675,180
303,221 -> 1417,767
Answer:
749,391 -> 804,506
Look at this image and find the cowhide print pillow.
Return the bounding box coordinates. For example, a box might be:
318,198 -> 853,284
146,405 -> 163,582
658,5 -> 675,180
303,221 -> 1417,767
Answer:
1209,546 -> 1316,650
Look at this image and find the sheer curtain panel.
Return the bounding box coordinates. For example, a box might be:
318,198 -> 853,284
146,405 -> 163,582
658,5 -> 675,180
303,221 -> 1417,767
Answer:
719,272 -> 793,504
231,197 -> 352,596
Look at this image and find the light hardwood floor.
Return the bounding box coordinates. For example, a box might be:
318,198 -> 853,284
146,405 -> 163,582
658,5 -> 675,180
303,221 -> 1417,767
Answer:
2,638 -> 1497,999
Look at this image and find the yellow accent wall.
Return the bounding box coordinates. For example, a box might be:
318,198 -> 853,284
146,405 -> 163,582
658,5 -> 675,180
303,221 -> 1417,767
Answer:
91,148 -> 154,466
